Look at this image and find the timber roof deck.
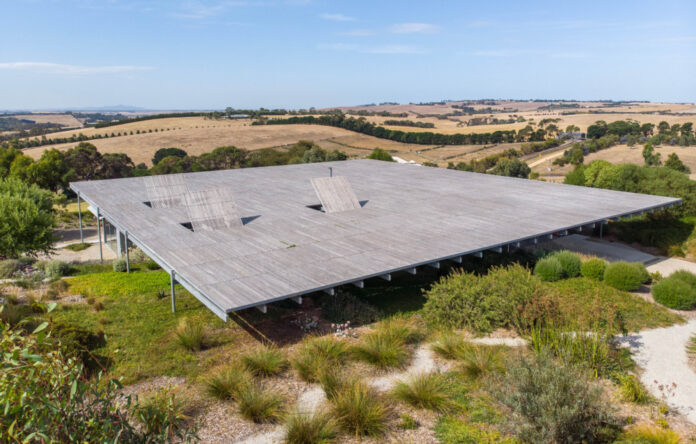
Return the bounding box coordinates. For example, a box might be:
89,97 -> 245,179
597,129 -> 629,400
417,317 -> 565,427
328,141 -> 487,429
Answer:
71,159 -> 681,321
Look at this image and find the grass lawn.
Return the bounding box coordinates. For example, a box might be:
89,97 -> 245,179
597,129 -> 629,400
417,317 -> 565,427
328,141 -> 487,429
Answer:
546,277 -> 683,332
49,270 -> 236,383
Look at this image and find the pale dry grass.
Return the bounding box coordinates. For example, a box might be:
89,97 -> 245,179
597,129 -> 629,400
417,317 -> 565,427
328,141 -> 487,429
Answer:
10,113 -> 83,128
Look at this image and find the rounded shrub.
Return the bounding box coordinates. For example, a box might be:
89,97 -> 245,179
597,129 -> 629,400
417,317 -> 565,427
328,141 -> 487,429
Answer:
580,258 -> 607,281
630,262 -> 651,284
670,270 -> 696,288
603,262 -> 644,291
534,257 -> 563,282
652,276 -> 696,310
112,258 -> 127,272
550,251 -> 582,278
40,260 -> 70,278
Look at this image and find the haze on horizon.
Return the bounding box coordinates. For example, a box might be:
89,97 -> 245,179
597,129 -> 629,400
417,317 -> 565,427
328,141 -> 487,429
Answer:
1,0 -> 695,110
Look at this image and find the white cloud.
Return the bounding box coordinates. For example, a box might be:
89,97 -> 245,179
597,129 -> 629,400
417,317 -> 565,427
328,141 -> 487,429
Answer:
389,23 -> 439,34
339,29 -> 375,36
320,13 -> 355,22
0,62 -> 154,75
170,1 -> 257,20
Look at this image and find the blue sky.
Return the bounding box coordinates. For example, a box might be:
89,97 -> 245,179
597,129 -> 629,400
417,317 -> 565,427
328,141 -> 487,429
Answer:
1,0 -> 695,110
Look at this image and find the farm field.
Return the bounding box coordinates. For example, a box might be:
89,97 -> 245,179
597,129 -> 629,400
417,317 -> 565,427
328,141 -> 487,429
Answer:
5,113 -> 83,128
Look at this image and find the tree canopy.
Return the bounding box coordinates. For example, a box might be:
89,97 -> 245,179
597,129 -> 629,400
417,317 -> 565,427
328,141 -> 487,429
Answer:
0,178 -> 55,258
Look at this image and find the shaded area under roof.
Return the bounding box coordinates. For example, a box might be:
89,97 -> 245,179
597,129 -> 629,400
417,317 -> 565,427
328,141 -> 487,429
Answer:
71,159 -> 681,321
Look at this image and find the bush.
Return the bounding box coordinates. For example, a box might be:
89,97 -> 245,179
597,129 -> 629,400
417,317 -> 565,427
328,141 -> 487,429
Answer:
652,276 -> 696,310
551,250 -> 582,278
174,317 -> 209,351
616,424 -> 681,444
237,384 -> 285,423
40,260 -> 70,278
284,410 -> 339,444
52,320 -> 107,371
291,335 -> 350,382
112,258 -> 127,272
391,372 -> 454,412
631,262 -> 651,284
366,148 -> 394,162
0,259 -> 21,278
423,264 -> 545,334
581,258 -> 607,281
604,262 -> 645,291
352,331 -> 409,369
204,367 -> 252,401
241,345 -> 288,377
331,379 -> 391,437
534,257 -> 564,282
670,270 -> 696,288
495,353 -> 618,443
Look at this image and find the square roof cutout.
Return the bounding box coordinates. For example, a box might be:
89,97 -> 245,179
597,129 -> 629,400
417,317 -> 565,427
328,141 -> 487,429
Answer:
144,174 -> 189,209
184,188 -> 242,231
310,176 -> 361,213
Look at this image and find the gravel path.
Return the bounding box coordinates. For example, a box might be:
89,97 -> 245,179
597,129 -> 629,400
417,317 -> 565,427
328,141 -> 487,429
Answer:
617,319 -> 696,424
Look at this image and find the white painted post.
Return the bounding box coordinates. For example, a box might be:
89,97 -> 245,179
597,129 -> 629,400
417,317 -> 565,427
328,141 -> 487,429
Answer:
125,231 -> 130,273
171,270 -> 176,313
97,208 -> 103,263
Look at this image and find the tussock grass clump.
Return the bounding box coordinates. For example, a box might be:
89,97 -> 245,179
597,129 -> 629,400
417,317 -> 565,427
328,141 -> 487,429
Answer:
331,379 -> 391,437
318,366 -> 353,402
687,334 -> 696,355
204,367 -> 253,401
134,388 -> 192,440
352,332 -> 409,369
581,258 -> 607,281
242,344 -> 288,378
374,317 -> 423,345
431,333 -> 466,360
618,374 -> 651,404
530,326 -> 615,378
291,335 -> 350,382
457,344 -> 505,379
112,258 -> 128,273
174,317 -> 209,352
392,372 -> 454,413
284,409 -> 339,444
617,424 -> 681,444
237,383 -> 285,423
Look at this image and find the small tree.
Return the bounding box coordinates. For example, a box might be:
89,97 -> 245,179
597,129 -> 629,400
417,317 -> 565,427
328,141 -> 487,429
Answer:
642,143 -> 661,166
490,158 -> 531,178
367,148 -> 394,162
0,178 -> 55,258
664,153 -> 690,174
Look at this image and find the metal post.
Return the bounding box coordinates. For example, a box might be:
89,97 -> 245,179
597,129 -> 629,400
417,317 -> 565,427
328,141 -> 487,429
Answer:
97,208 -> 103,263
599,222 -> 604,239
125,231 -> 130,273
170,271 -> 176,313
77,193 -> 84,244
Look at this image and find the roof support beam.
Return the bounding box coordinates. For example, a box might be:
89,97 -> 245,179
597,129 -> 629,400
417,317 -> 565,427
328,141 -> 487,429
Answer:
256,304 -> 267,314
77,192 -> 84,244
292,296 -> 302,305
170,270 -> 176,313
450,256 -> 462,263
379,274 -> 392,281
323,288 -> 335,296
427,262 -> 440,269
406,267 -> 417,275
489,246 -> 502,253
473,251 -> 483,258
352,280 -> 364,288
96,208 -> 103,264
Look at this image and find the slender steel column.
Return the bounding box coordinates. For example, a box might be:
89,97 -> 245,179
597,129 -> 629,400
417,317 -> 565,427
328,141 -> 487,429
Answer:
125,231 -> 130,273
77,193 -> 84,244
170,271 -> 176,313
97,208 -> 103,263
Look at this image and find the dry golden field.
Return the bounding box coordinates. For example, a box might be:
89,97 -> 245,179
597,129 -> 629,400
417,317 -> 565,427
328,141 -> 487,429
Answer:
9,113 -> 83,128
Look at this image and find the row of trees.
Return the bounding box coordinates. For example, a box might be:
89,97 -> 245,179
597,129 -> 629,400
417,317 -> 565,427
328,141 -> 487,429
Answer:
254,115 -> 532,145
587,120 -> 694,142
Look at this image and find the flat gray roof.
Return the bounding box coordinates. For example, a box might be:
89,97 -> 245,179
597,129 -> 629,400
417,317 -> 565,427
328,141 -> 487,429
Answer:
71,159 -> 680,320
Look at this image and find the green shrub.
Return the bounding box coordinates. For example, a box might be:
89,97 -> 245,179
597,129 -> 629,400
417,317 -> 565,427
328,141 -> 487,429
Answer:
366,148 -> 394,162
134,388 -> 194,441
618,374 -> 651,404
616,424 -> 681,444
291,335 -> 349,382
39,260 -> 69,278
431,333 -> 466,360
52,320 -> 107,371
204,367 -> 252,401
391,372 -> 454,413
112,258 -> 127,273
241,345 -> 288,378
534,257 -> 564,282
457,344 -> 505,379
64,243 -> 90,252
551,250 -> 582,278
174,317 -> 209,351
237,383 -> 285,423
670,270 -> 696,288
652,276 -> 696,310
0,259 -> 21,278
331,379 -> 391,437
284,409 -> 339,444
581,258 -> 607,281
631,262 -> 651,284
423,264 -> 545,334
604,261 -> 645,291
145,260 -> 161,270
495,353 -> 618,443
352,332 -> 409,369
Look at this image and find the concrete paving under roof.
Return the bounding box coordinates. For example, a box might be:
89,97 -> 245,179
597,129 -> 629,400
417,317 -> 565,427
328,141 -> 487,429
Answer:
71,159 -> 681,320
